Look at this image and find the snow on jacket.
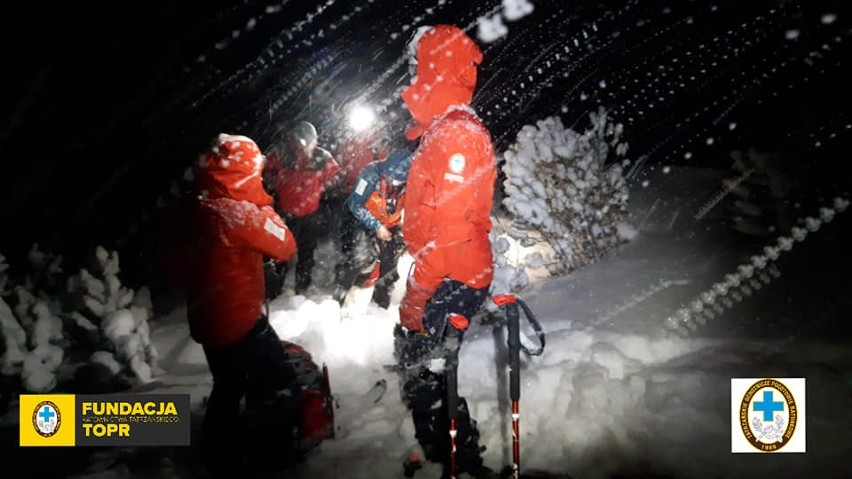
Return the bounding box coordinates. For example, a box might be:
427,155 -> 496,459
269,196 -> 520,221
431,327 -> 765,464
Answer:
162,134 -> 297,346
264,146 -> 340,217
346,149 -> 414,232
399,25 -> 496,330
401,24 -> 483,141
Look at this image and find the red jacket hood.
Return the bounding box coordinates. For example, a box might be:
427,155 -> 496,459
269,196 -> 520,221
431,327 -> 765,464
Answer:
194,133 -> 272,206
401,25 -> 483,140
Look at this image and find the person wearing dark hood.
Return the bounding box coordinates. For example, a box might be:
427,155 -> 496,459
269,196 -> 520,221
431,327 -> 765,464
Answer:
329,128 -> 390,295
394,25 -> 497,478
263,121 -> 341,297
159,134 -> 333,476
333,148 -> 414,309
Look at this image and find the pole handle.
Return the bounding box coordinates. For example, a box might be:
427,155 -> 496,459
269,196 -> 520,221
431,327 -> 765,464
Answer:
505,299 -> 522,402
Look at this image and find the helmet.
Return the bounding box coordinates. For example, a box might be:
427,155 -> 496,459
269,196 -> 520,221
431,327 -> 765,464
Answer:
290,121 -> 318,148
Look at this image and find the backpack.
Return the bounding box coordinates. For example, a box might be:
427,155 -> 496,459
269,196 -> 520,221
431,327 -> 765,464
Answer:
280,340 -> 336,450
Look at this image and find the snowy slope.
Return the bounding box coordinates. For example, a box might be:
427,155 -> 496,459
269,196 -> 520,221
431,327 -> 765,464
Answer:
4,166 -> 850,479
163,167 -> 845,479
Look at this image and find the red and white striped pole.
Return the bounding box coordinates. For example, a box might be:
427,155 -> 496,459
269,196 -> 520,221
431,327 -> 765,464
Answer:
446,313 -> 468,479
494,294 -> 521,479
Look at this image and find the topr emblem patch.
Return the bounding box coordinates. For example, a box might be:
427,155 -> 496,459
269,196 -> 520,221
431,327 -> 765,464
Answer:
448,153 -> 466,173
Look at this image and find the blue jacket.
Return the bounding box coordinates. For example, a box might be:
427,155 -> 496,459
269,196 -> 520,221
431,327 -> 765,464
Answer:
346,149 -> 413,232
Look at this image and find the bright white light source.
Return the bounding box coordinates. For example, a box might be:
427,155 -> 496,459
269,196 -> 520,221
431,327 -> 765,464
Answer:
349,105 -> 375,132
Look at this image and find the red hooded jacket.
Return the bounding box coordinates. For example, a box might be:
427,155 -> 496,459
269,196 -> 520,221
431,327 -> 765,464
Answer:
162,134 -> 297,346
265,146 -> 340,217
399,25 -> 496,331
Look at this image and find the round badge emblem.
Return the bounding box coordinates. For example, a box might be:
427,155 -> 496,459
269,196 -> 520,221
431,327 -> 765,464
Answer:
738,378 -> 797,451
33,400 -> 62,438
448,153 -> 466,173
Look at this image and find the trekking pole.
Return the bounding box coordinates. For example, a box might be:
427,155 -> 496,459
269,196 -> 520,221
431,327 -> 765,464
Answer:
321,363 -> 335,440
493,294 -> 546,479
445,321 -> 463,479
495,294 -> 521,478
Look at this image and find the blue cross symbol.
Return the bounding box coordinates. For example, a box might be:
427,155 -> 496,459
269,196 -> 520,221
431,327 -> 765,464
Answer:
753,390 -> 784,421
38,406 -> 55,423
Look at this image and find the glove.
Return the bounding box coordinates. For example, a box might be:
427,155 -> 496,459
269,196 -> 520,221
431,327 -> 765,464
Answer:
376,225 -> 392,241
399,281 -> 432,333
264,261 -> 283,300
448,313 -> 469,331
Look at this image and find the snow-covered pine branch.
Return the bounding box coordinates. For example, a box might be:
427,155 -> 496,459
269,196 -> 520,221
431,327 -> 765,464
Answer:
1,275 -> 65,392
0,296 -> 27,376
500,107 -> 634,279
67,247 -> 134,318
66,246 -> 157,384
24,244 -> 64,295
1,244 -> 159,395
20,301 -> 64,392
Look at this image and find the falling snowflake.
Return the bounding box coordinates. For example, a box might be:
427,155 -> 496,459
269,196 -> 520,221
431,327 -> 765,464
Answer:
820,13 -> 837,25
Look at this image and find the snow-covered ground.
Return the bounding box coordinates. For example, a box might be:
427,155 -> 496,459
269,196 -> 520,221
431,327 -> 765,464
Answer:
3,166 -> 851,479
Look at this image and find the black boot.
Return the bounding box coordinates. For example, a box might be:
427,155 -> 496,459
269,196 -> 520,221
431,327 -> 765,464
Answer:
405,369 -> 448,462
242,393 -> 303,475
407,385 -> 487,477
294,275 -> 311,295
372,285 -> 392,309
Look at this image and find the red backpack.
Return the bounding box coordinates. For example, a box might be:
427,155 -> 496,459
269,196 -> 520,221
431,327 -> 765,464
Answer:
280,340 -> 335,450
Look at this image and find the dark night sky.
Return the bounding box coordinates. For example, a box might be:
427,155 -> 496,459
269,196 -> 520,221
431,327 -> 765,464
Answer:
1,0 -> 850,281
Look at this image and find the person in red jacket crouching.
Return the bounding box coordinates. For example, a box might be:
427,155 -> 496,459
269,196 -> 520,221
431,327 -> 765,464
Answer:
394,25 -> 497,478
160,134 -> 332,477
263,121 -> 341,296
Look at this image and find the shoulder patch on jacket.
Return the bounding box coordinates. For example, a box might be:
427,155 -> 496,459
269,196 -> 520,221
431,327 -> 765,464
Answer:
443,172 -> 465,183
354,178 -> 368,195
448,153 -> 466,173
264,218 -> 286,240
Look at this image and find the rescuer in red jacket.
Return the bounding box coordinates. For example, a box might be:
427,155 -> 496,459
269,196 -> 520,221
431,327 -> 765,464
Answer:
160,134 -> 327,476
263,121 -> 341,296
394,25 -> 497,478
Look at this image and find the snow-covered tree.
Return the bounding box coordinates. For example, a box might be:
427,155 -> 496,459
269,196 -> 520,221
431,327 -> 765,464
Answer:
0,255 -> 22,375
23,244 -> 64,296
1,243 -> 160,394
500,108 -> 633,277
66,246 -> 158,384
0,253 -> 66,392
0,296 -> 27,377
19,301 -> 64,392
